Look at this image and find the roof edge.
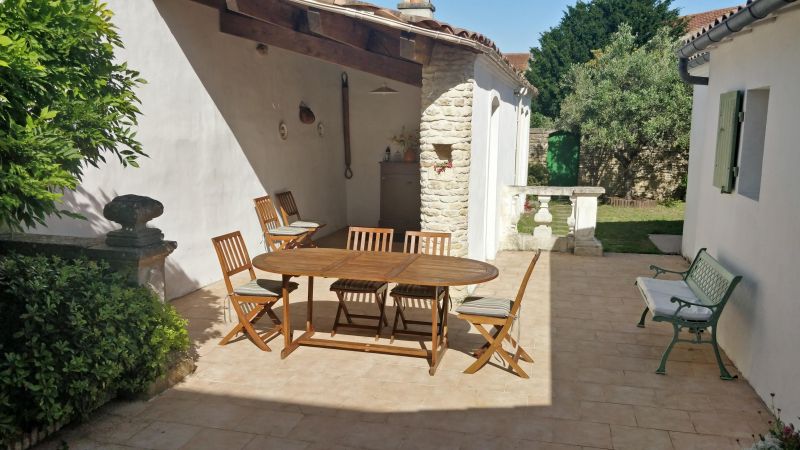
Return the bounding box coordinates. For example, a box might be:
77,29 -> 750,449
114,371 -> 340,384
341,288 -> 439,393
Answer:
282,0 -> 537,94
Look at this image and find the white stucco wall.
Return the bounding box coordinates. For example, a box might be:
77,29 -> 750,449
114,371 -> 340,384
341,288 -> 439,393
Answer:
31,0 -> 419,299
469,55 -> 531,262
682,7 -> 800,420
345,73 -> 421,227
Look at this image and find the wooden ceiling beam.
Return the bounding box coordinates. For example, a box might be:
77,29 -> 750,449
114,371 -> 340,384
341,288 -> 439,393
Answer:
220,12 -> 422,86
230,0 -> 371,49
226,0 -> 300,30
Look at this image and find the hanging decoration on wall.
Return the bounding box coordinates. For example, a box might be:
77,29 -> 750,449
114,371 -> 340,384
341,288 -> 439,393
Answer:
317,122 -> 325,137
299,102 -> 316,124
278,121 -> 288,140
341,72 -> 353,179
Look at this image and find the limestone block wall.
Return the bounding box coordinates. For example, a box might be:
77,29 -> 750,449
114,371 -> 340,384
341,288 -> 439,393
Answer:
419,44 -> 477,300
529,128 -> 553,167
419,43 -> 477,261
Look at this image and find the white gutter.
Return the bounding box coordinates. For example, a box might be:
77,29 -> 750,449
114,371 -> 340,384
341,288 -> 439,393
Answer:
277,0 -> 536,92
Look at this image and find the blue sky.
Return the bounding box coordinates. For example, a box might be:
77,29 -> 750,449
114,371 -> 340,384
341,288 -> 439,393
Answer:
368,0 -> 738,53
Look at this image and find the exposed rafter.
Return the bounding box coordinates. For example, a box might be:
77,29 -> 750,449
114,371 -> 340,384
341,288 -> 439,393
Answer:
227,0 -> 432,65
220,11 -> 423,86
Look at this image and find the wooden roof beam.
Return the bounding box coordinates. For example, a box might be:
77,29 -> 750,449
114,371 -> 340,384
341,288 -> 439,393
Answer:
220,11 -> 423,86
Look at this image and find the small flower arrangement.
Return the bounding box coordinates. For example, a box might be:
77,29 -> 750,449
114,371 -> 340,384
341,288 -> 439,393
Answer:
741,394 -> 800,450
433,160 -> 453,174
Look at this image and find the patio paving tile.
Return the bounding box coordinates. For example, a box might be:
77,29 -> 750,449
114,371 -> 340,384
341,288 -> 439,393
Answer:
609,425 -> 673,450
668,431 -> 741,449
580,401 -> 637,426
35,250 -> 770,450
179,428 -> 256,450
243,435 -> 310,450
125,421 -> 202,450
633,406 -> 695,433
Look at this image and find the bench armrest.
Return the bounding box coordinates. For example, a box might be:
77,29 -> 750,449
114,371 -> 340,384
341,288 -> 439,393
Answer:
649,265 -> 688,279
668,296 -> 715,320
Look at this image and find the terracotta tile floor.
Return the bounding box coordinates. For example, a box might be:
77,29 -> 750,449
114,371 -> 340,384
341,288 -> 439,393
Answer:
38,250 -> 768,450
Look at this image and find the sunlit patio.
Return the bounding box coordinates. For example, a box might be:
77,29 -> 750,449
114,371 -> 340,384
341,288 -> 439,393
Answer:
40,250 -> 768,450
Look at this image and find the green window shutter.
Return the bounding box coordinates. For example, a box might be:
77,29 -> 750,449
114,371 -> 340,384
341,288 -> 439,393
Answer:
713,90 -> 744,193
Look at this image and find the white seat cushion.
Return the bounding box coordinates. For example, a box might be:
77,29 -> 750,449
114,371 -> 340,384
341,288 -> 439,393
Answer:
290,221 -> 321,228
234,279 -> 298,297
636,277 -> 713,322
456,296 -> 512,318
268,226 -> 307,236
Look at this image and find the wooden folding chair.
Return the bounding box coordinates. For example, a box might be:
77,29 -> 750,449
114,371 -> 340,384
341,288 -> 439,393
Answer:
456,250 -> 540,378
275,191 -> 326,247
330,226 -> 394,339
211,231 -> 298,351
254,195 -> 309,251
389,231 -> 451,343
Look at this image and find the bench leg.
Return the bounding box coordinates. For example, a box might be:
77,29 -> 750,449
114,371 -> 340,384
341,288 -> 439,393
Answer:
656,323 -> 680,375
637,307 -> 649,328
711,326 -> 737,381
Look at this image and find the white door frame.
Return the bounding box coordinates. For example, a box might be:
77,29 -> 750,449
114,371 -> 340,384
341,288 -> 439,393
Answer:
484,96 -> 501,259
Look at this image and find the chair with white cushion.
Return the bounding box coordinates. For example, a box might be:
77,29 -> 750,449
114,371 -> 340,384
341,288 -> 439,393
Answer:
254,195 -> 309,251
636,248 -> 742,380
276,191 -> 326,247
456,250 -> 540,378
211,231 -> 298,351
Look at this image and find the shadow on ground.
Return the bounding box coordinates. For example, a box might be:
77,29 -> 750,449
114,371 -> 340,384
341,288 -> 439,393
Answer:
35,251 -> 770,450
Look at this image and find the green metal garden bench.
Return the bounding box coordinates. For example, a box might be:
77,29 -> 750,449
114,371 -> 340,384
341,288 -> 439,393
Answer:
635,248 -> 742,380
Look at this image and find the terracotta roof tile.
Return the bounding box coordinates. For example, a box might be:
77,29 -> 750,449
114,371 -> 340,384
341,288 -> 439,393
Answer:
505,53 -> 531,72
307,0 -> 531,88
681,2 -> 763,44
683,6 -> 740,34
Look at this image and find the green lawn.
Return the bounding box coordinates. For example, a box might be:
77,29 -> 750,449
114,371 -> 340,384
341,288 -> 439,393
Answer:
518,201 -> 685,254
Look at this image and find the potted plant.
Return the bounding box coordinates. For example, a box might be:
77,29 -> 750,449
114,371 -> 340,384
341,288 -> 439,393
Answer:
390,127 -> 420,162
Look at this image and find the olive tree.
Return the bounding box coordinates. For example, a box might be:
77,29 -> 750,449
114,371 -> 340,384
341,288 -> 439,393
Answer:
0,0 -> 144,231
558,24 -> 692,199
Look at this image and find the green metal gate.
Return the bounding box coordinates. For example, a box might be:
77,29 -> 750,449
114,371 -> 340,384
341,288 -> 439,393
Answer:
546,131 -> 580,186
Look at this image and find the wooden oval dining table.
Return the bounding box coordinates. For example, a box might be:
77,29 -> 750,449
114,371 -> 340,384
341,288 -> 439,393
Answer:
252,247 -> 499,375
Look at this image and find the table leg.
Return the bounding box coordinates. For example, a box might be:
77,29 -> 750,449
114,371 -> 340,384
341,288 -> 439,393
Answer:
307,276 -> 314,332
429,286 -> 439,376
443,288 -> 450,346
280,274 -> 293,359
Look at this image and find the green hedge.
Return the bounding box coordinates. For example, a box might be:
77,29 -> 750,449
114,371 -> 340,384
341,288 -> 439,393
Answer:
0,254 -> 189,444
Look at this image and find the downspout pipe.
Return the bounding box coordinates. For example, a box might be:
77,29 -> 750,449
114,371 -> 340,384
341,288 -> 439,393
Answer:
677,0 -> 796,85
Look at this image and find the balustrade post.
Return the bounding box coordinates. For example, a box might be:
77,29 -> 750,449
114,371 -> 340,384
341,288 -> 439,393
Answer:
573,191 -> 604,256
567,195 -> 577,236
533,195 -> 553,239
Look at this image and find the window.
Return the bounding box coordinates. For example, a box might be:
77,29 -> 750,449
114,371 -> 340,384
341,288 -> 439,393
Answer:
713,91 -> 743,193
737,88 -> 770,200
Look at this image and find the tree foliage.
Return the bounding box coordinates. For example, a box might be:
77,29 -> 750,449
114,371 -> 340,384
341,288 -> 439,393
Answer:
527,0 -> 683,121
0,0 -> 144,231
558,24 -> 692,199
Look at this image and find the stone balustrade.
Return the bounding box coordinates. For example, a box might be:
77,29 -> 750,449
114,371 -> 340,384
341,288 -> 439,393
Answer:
502,186 -> 606,256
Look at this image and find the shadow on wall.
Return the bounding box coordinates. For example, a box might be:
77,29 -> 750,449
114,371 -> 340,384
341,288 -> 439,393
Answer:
31,186 -> 117,238
152,0 -> 348,232
31,185 -> 202,299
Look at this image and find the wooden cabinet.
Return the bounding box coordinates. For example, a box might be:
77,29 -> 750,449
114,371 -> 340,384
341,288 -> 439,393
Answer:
379,162 -> 421,237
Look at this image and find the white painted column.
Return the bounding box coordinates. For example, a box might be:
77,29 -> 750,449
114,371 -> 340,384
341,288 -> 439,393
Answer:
573,191 -> 603,256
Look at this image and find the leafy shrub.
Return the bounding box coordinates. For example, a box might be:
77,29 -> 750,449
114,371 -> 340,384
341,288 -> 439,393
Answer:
0,254 -> 188,444
528,163 -> 550,186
